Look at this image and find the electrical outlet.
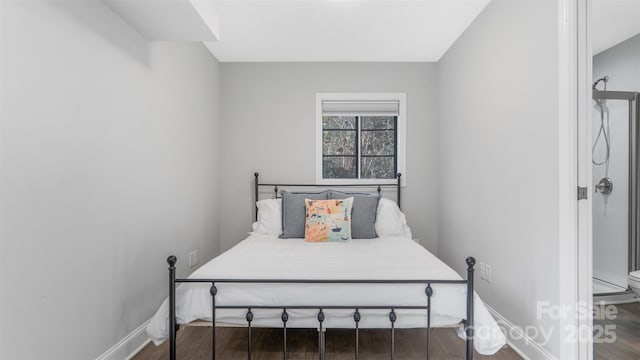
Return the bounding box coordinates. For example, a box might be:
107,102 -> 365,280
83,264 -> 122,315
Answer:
485,264 -> 492,283
479,262 -> 486,280
189,250 -> 199,268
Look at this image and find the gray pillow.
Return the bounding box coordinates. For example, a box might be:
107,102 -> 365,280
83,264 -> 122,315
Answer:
280,190 -> 329,238
328,190 -> 380,239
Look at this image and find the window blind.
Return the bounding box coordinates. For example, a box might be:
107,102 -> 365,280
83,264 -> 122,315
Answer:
321,100 -> 400,116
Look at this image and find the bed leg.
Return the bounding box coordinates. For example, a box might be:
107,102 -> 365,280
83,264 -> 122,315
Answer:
389,309 -> 397,360
466,257 -> 476,360
320,330 -> 325,360
246,308 -> 254,360
426,283 -> 433,360
317,309 -> 325,360
282,309 -> 289,360
210,283 -> 217,360
168,256 -> 177,360
354,309 -> 361,360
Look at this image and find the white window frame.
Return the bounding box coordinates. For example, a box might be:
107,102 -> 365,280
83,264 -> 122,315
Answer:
315,92 -> 407,186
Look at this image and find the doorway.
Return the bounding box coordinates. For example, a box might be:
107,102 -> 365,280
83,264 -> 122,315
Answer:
588,1 -> 640,358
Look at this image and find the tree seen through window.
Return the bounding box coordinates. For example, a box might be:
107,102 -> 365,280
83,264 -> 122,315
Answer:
322,116 -> 397,179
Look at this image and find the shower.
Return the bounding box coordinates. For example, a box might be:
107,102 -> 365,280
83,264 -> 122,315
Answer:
592,75 -> 640,301
593,76 -> 613,195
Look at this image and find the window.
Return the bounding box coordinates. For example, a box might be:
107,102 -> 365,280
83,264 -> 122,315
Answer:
316,93 -> 406,185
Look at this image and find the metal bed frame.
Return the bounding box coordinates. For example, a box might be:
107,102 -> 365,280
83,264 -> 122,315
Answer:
166,172 -> 476,360
253,172 -> 403,217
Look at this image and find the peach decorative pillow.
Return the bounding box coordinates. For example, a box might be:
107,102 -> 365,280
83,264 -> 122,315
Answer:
304,198 -> 353,242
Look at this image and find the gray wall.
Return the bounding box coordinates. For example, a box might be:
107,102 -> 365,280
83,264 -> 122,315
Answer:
0,1 -> 221,358
219,62 -> 438,252
437,0 -> 561,355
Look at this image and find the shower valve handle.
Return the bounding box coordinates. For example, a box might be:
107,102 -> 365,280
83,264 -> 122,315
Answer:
595,177 -> 613,195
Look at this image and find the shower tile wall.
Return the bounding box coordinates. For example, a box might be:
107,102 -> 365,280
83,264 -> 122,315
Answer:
592,34 -> 640,291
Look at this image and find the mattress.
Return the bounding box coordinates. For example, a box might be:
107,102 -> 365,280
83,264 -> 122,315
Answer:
147,234 -> 506,355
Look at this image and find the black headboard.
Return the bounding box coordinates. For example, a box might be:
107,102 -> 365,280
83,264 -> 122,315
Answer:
253,172 -> 402,221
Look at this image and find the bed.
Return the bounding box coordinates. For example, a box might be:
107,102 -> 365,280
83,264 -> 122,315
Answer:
146,173 -> 506,359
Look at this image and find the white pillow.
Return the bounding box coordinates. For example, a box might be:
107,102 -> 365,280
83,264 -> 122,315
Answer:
252,198 -> 282,236
375,197 -> 412,239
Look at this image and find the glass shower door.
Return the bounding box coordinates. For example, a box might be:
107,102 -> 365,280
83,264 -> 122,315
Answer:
592,92 -> 631,294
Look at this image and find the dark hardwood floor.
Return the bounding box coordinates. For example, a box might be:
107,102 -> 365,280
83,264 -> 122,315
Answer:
134,301 -> 640,359
594,301 -> 640,360
133,326 -> 521,360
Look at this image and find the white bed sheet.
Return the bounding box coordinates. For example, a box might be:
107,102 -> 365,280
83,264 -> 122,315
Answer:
147,234 -> 506,355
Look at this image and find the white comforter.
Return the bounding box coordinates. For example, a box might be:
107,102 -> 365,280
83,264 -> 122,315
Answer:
147,234 -> 506,355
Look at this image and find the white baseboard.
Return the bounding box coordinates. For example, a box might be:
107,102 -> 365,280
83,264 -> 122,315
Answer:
96,319 -> 151,360
484,304 -> 557,360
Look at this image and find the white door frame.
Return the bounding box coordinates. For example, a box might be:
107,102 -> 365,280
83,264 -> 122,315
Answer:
576,0 -> 594,359
558,0 -> 593,359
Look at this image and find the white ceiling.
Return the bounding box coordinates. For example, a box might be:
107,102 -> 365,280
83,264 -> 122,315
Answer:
203,0 -> 491,62
592,0 -> 640,54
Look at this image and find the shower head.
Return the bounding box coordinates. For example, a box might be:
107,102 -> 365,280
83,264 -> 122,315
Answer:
593,76 -> 609,90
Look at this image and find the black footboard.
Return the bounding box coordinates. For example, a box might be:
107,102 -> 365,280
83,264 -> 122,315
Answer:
166,257 -> 475,360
